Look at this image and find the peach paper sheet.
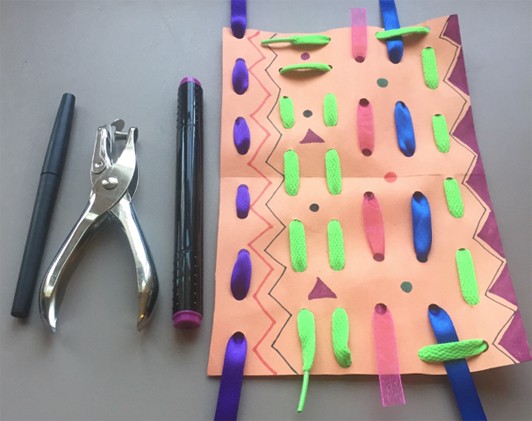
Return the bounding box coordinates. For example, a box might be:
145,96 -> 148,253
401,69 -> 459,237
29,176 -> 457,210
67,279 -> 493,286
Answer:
208,15 -> 531,376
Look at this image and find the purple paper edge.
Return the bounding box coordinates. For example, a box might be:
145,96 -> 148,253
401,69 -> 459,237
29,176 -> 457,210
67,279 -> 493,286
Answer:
443,15 -> 532,363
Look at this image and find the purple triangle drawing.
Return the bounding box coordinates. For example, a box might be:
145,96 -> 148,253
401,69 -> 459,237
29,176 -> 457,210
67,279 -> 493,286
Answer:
308,277 -> 337,300
300,129 -> 325,144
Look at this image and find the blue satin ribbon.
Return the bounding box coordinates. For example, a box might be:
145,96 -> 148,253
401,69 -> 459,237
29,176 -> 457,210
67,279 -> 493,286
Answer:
231,0 -> 247,39
428,305 -> 486,421
394,101 -> 416,157
214,332 -> 248,421
411,192 -> 432,262
379,0 -> 403,63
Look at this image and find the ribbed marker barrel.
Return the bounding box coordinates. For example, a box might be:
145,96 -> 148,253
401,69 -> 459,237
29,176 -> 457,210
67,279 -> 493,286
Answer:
173,77 -> 204,329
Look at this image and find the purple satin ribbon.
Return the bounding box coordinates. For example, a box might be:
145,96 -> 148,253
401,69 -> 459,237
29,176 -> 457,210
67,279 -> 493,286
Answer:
214,332 -> 247,421
231,0 -> 247,39
236,184 -> 250,219
232,58 -> 249,95
231,249 -> 252,300
233,117 -> 250,155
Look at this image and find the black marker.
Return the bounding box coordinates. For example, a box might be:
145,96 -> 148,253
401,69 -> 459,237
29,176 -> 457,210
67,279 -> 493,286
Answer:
11,93 -> 75,318
173,77 -> 203,329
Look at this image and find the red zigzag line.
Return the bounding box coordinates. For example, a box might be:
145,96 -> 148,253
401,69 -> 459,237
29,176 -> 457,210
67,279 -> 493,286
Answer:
245,30 -> 277,375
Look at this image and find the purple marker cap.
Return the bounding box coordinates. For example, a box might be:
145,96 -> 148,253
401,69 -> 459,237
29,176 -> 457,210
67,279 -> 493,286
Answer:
180,76 -> 202,87
173,310 -> 203,329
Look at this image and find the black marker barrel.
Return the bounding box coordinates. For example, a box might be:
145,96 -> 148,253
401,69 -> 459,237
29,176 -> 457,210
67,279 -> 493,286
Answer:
172,78 -> 204,329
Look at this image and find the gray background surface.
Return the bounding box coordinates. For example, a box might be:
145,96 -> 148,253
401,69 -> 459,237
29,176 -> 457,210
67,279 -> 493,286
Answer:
0,1 -> 531,420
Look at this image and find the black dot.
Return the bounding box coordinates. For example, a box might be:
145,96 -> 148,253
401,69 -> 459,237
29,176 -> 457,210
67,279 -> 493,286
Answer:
303,110 -> 313,118
309,203 -> 319,212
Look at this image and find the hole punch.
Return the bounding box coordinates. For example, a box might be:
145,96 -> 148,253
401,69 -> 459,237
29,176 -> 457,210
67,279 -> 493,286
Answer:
39,120 -> 159,332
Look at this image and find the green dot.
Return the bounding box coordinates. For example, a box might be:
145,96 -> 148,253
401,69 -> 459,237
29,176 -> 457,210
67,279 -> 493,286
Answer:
377,78 -> 388,88
400,281 -> 413,293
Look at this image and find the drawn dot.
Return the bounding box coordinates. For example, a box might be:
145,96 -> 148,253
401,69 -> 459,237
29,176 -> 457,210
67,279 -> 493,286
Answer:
377,78 -> 389,88
400,281 -> 413,293
359,98 -> 369,107
384,172 -> 397,182
303,110 -> 313,118
362,148 -> 372,156
309,203 -> 319,212
373,253 -> 385,262
301,52 -> 310,61
355,56 -> 365,63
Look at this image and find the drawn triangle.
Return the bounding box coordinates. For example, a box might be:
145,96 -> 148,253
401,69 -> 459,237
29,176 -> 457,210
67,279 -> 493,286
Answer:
300,128 -> 325,144
308,277 -> 337,300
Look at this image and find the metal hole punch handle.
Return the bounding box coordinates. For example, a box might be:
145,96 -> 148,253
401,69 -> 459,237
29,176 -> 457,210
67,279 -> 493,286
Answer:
39,195 -> 108,332
111,198 -> 159,331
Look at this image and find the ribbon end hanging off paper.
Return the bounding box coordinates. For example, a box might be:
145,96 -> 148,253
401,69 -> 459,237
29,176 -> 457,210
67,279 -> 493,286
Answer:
373,304 -> 406,407
427,305 -> 486,420
230,0 -> 247,39
379,0 -> 404,63
379,374 -> 406,407
351,8 -> 367,62
214,332 -> 248,421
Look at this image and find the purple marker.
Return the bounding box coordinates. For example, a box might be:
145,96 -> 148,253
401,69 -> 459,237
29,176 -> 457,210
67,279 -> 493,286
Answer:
173,77 -> 204,329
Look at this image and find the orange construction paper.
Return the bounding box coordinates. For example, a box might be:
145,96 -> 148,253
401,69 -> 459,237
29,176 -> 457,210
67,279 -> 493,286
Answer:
208,15 -> 531,376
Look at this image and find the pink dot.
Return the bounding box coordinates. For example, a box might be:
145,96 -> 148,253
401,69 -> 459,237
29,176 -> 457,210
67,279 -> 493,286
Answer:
301,52 -> 310,61
384,172 -> 397,182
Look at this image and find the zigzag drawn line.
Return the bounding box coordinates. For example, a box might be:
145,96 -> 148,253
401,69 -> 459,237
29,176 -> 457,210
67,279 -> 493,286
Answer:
245,30 -> 283,374
439,17 -> 515,363
259,35 -> 300,373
